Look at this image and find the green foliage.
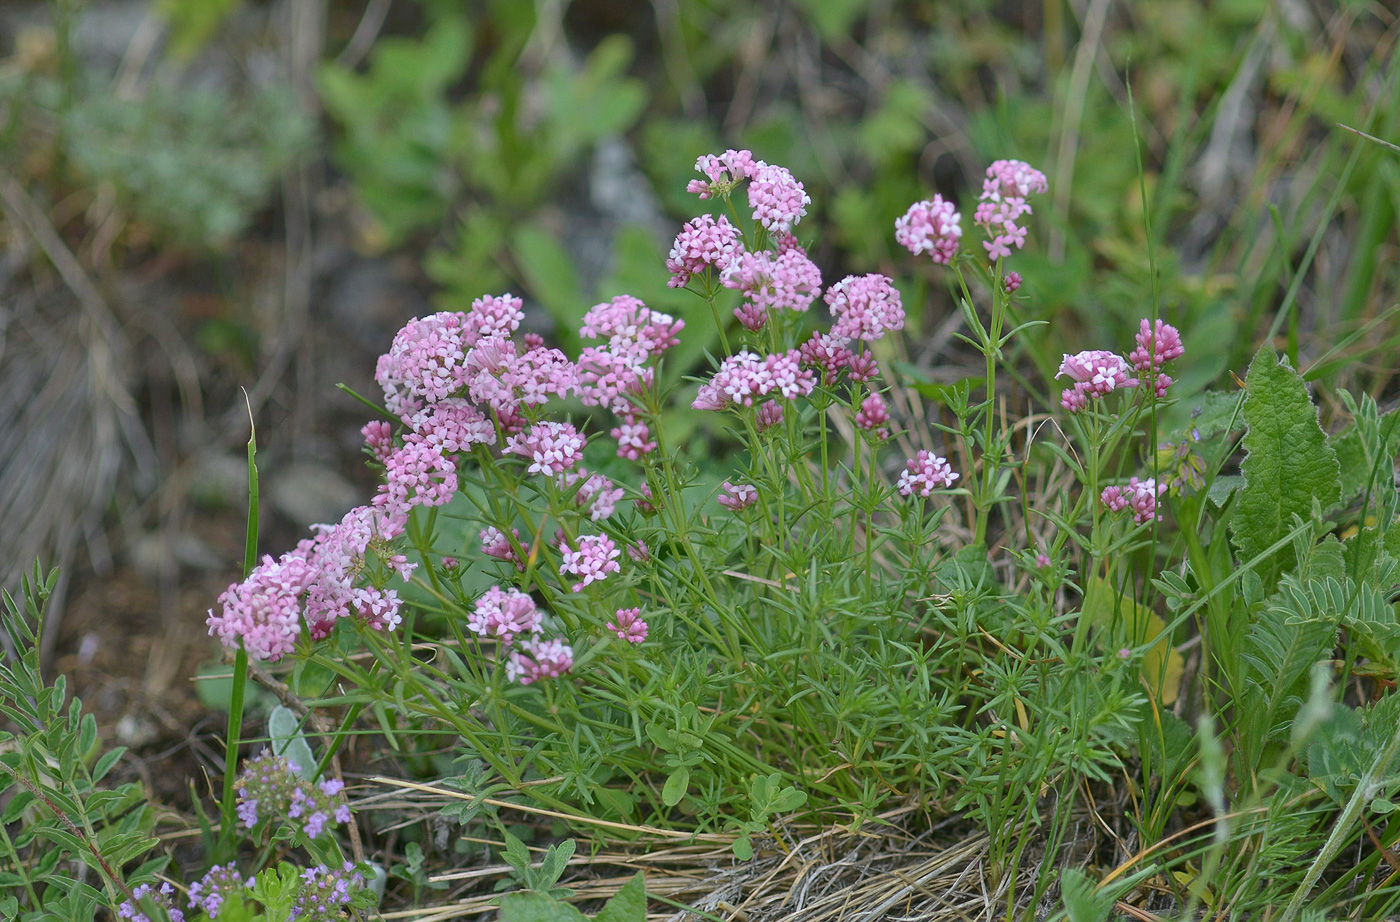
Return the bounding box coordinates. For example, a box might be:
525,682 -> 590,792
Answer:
1230,349 -> 1341,580
499,872 -> 645,922
0,564 -> 164,919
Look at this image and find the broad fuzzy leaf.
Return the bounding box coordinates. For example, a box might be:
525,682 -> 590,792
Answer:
1230,349 -> 1340,578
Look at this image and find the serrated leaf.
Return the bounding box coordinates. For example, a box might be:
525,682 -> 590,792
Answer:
1231,349 -> 1340,579
594,872 -> 647,922
661,766 -> 688,807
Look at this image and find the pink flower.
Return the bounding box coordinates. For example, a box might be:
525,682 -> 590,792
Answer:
694,350 -> 814,410
718,481 -> 758,511
1004,271 -> 1022,293
799,331 -> 853,384
688,149 -> 758,197
562,469 -> 625,522
635,481 -> 660,515
376,441 -> 458,514
481,526 -> 524,570
826,274 -> 905,342
627,539 -> 650,562
856,393 -> 890,440
1101,477 -> 1165,524
506,422 -> 586,476
1057,350 -> 1134,412
895,196 -> 963,264
722,249 -> 822,329
580,295 -> 684,357
974,160 -> 1046,261
374,312 -> 472,417
756,400 -> 784,432
465,293 -> 524,339
1035,552 -> 1051,568
846,352 -> 879,382
577,346 -> 652,415
667,214 -> 742,287
747,161 -> 811,233
1128,319 -> 1184,372
404,399 -> 494,454
607,607 -> 649,644
506,637 -> 574,685
469,586 -> 543,644
561,534 -> 621,591
611,416 -> 657,460
362,420 -> 395,462
897,451 -> 960,497
207,555 -> 313,662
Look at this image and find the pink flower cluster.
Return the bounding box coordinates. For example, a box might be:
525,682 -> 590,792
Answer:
468,586 -> 543,644
722,247 -> 822,330
561,534 -> 622,592
896,195 -> 963,265
1101,477 -> 1166,524
718,481 -> 758,511
826,274 -> 905,342
233,750 -> 353,839
1058,319 -> 1185,411
1057,350 -> 1134,412
1128,319 -> 1185,397
606,607 -> 649,644
686,149 -> 811,233
856,393 -> 891,440
667,213 -> 742,288
897,451 -> 960,497
693,350 -> 815,410
561,469 -> 624,521
506,638 -> 575,685
481,525 -> 524,570
506,421 -> 586,476
973,160 -> 1048,261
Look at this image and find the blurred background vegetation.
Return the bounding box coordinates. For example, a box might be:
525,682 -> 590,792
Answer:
0,0 -> 1395,811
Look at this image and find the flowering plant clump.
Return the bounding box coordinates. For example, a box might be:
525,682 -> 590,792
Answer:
198,145 -> 1400,918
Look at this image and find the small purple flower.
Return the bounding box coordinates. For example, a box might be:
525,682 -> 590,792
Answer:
718,481 -> 758,511
607,607 -> 649,644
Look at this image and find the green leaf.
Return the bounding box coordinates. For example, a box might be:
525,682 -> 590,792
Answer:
594,872 -> 647,922
510,223 -> 582,353
1061,868 -> 1114,922
661,766 -> 689,807
792,0 -> 870,39
267,706 -> 317,781
498,892 -> 590,922
1230,349 -> 1340,579
731,835 -> 754,860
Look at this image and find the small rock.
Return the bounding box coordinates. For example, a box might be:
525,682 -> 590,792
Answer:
268,463 -> 359,527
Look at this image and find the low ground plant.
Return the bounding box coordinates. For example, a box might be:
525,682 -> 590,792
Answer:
4,144 -> 1400,920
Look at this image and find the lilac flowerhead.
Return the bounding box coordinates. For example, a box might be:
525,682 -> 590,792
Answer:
289,862 -> 366,922
826,274 -> 905,342
1128,319 -> 1185,372
233,750 -> 300,829
983,160 -> 1049,199
561,534 -> 621,592
607,607 -> 649,644
506,637 -> 574,685
667,214 -> 742,288
404,399 -> 494,454
466,293 -> 524,339
119,882 -> 185,922
897,451 -> 960,497
506,422 -> 586,476
1101,477 -> 1166,524
188,863 -> 253,917
469,586 -> 543,644
718,481 -> 758,511
896,196 -> 963,265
